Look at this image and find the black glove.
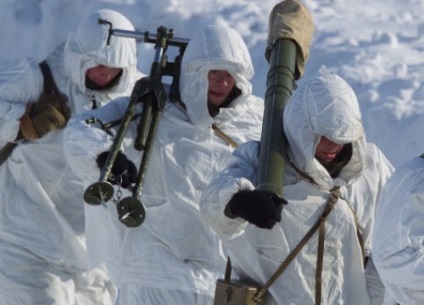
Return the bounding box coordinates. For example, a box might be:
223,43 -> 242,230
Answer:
96,151 -> 137,189
225,189 -> 287,229
129,77 -> 152,103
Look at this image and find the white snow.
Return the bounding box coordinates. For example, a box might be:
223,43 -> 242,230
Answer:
1,0 -> 423,167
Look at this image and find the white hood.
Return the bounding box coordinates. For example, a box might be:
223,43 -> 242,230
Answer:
63,9 -> 137,95
179,25 -> 254,127
284,66 -> 367,189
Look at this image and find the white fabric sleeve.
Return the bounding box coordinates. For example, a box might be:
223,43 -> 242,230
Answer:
0,58 -> 43,142
62,97 -> 129,184
379,190 -> 424,290
363,143 -> 395,254
372,158 -> 424,302
199,141 -> 260,240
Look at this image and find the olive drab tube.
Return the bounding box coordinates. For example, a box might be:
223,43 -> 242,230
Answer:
256,0 -> 314,198
256,39 -> 296,197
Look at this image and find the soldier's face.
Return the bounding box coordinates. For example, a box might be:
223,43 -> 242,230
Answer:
207,70 -> 236,106
86,65 -> 123,87
315,136 -> 345,165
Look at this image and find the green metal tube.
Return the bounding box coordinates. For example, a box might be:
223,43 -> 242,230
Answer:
256,39 -> 297,197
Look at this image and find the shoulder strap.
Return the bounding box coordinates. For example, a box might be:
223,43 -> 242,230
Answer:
314,187 -> 341,305
39,60 -> 60,95
253,186 -> 341,303
342,199 -> 366,265
212,124 -> 238,148
0,142 -> 18,166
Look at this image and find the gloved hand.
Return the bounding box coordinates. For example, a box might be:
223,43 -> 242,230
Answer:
96,151 -> 137,189
129,77 -> 153,103
225,189 -> 287,229
20,93 -> 71,140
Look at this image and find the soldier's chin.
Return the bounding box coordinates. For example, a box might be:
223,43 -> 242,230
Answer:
317,156 -> 335,165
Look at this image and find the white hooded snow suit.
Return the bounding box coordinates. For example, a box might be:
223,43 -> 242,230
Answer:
200,67 -> 394,305
373,156 -> 424,305
0,9 -> 142,305
63,26 -> 264,305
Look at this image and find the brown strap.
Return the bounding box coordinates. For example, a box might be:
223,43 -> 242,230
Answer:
253,187 -> 341,303
286,154 -> 317,185
316,218 -> 325,305
212,124 -> 238,148
0,142 -> 18,165
39,60 -> 60,96
343,199 -> 366,263
314,187 -> 341,305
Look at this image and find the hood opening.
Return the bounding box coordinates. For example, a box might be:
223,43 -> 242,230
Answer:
84,69 -> 123,91
207,86 -> 242,117
319,143 -> 353,178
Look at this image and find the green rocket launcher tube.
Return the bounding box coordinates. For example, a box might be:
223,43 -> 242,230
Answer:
256,39 -> 296,196
256,0 -> 314,197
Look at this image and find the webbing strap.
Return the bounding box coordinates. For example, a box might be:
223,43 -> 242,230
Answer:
39,60 -> 60,96
315,187 -> 340,305
316,217 -> 325,304
212,124 -> 238,148
253,187 -> 341,303
343,200 -> 366,261
0,142 -> 18,165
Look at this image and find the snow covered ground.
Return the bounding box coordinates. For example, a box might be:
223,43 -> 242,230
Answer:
1,0 -> 424,167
